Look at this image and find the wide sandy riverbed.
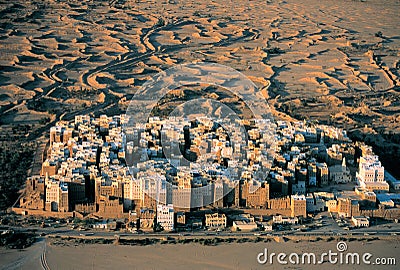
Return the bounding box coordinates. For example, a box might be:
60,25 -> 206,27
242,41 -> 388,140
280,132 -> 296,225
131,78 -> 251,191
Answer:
2,237 -> 399,270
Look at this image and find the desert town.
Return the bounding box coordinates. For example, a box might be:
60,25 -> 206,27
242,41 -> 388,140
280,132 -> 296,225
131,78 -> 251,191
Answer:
12,114 -> 400,233
1,0 -> 399,269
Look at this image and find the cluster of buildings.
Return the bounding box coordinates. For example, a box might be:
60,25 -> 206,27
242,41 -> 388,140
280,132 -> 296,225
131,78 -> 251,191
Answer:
14,115 -> 400,231
268,120 -> 353,196
18,115 -> 274,217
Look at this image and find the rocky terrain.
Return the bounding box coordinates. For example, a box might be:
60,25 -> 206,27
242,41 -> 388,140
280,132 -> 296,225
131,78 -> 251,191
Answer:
0,0 -> 399,179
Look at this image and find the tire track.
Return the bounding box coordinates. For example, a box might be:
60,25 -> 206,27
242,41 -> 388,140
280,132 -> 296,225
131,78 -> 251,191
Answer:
40,239 -> 50,270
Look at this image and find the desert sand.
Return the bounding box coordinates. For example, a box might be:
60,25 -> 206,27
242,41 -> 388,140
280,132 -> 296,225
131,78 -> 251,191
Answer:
0,1 -> 399,266
1,1 -> 399,173
0,0 -> 399,129
1,237 -> 399,270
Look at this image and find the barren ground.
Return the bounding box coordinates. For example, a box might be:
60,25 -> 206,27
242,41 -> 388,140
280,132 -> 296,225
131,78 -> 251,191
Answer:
0,1 -> 399,169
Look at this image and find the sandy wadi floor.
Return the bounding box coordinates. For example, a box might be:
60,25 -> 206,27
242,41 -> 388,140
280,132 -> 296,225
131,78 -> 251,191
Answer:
46,241 -> 400,270
1,238 -> 399,270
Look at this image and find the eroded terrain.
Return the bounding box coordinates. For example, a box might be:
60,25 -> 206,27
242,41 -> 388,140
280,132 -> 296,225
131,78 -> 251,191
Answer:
0,0 -> 399,175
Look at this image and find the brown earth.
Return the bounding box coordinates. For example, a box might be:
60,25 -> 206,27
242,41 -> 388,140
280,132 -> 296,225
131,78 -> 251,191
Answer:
0,0 -> 399,171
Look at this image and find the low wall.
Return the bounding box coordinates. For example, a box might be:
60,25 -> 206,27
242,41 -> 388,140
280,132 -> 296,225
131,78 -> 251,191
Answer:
12,207 -> 75,218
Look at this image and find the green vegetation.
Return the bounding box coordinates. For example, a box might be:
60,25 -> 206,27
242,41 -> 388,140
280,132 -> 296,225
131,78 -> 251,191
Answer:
0,142 -> 35,210
46,234 -> 386,248
153,221 -> 163,232
0,231 -> 36,249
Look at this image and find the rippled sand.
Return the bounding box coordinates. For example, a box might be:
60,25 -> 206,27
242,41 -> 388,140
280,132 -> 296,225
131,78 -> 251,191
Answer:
1,0 -> 399,131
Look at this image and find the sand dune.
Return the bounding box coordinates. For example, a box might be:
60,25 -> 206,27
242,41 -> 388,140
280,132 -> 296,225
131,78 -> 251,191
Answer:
0,0 -> 398,143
